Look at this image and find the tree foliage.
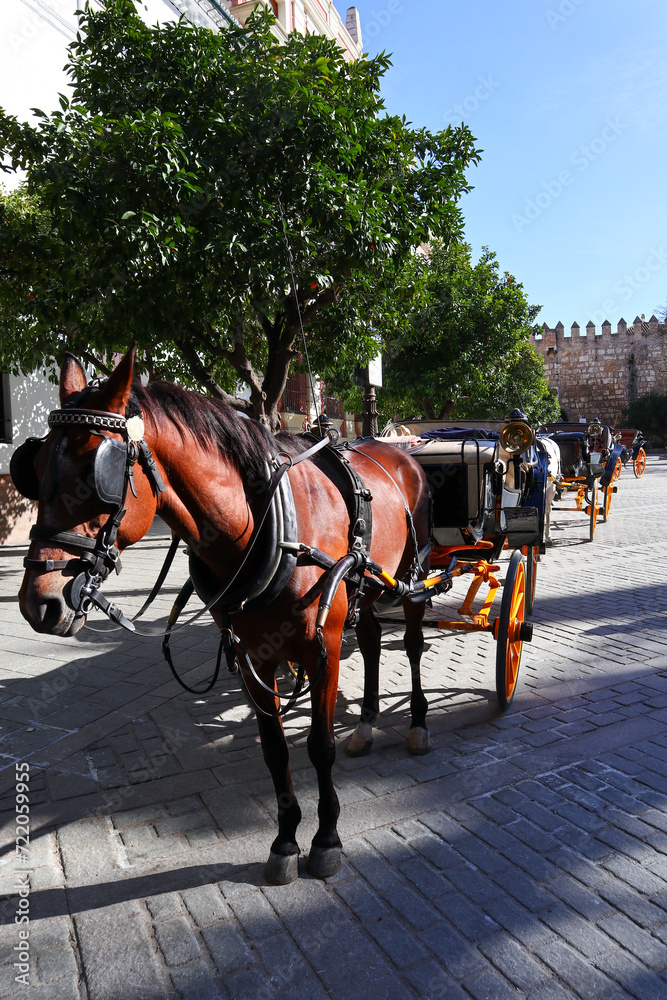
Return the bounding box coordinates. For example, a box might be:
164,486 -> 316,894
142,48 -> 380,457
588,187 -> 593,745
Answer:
363,239 -> 559,425
623,393 -> 667,445
0,0 -> 479,428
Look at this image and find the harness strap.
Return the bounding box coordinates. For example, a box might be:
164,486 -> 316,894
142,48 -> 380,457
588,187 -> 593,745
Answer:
29,526 -> 99,553
148,434 -> 333,637
304,434 -> 373,554
345,444 -> 423,574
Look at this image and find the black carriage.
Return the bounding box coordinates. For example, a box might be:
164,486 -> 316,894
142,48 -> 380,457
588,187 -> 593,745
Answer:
538,420 -> 623,534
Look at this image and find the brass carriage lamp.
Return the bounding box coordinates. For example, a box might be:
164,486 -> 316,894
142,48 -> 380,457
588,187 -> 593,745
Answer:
587,418 -> 603,438
500,410 -> 535,456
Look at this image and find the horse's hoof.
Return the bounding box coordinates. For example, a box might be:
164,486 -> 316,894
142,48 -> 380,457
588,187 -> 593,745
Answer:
264,850 -> 299,885
408,726 -> 431,755
307,845 -> 342,879
345,722 -> 373,757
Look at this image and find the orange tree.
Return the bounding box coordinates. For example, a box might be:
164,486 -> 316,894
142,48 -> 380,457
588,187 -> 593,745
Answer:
371,240 -> 558,425
0,1 -> 478,429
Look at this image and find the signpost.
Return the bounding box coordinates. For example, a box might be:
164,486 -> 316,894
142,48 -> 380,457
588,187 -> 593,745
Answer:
355,347 -> 382,438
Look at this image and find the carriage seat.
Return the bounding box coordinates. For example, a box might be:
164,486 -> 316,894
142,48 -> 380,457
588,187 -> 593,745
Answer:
409,438 -> 498,547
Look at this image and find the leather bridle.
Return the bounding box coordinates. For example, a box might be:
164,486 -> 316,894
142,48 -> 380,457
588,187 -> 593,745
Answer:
23,406 -> 166,630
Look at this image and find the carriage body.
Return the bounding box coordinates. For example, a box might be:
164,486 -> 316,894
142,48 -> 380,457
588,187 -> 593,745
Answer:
617,428 -> 647,477
537,421 -> 623,535
381,417 -> 541,708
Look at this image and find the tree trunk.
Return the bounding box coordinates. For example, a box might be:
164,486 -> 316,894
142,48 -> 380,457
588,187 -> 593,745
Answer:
438,400 -> 455,419
417,397 -> 436,420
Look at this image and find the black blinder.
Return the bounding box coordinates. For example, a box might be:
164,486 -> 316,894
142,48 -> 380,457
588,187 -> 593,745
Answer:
9,438 -> 43,500
94,438 -> 128,508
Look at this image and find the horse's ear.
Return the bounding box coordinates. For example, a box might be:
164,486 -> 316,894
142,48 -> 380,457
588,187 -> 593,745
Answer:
93,345 -> 137,414
59,353 -> 88,406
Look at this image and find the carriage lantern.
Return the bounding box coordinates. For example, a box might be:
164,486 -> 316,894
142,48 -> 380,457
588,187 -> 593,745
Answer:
587,419 -> 603,438
500,419 -> 535,455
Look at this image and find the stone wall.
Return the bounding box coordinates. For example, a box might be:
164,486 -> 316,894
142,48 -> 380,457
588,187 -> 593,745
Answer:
531,316 -> 667,425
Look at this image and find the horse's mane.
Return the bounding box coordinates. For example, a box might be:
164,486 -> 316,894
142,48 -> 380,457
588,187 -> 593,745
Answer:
130,380 -> 282,484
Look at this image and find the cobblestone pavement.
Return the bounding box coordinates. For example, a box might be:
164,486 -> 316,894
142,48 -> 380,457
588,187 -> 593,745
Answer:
1,459 -> 667,999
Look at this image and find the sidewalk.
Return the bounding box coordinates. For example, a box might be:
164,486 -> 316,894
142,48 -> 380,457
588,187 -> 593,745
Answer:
1,461 -> 667,999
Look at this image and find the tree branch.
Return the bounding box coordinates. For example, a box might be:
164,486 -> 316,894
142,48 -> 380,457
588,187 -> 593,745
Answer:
80,351 -> 112,377
177,339 -> 251,412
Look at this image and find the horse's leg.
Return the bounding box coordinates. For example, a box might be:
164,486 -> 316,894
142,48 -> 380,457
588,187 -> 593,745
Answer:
403,597 -> 431,755
306,632 -> 343,879
345,606 -> 382,757
256,696 -> 303,885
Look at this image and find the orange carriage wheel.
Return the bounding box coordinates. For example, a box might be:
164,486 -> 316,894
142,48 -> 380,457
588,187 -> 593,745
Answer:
601,483 -> 613,523
633,447 -> 646,478
588,480 -> 599,541
612,458 -> 622,482
495,550 -> 527,710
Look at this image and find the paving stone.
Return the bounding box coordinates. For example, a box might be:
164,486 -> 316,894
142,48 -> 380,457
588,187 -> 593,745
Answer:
154,915 -> 202,966
465,969 -> 528,1000
202,921 -> 253,974
398,857 -> 452,900
478,930 -> 551,992
434,891 -> 499,942
598,878 -> 667,929
540,902 -> 614,959
548,876 -> 614,921
35,943 -> 79,982
594,948 -> 667,1000
181,885 -> 230,927
335,879 -> 388,924
535,938 -> 618,999
146,892 -> 184,920
75,902 -> 170,1000
170,960 -> 225,1000
403,958 -> 469,1000
255,932 -> 329,999
419,921 -> 488,979
366,914 -> 429,968
381,884 -> 438,930
224,967 -> 273,1000
601,855 -> 667,895
598,913 -> 667,969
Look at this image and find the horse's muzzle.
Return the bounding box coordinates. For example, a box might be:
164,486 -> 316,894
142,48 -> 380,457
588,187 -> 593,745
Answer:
19,583 -> 86,636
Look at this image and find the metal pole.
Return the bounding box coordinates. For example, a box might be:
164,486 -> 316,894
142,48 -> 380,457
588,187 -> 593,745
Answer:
362,383 -> 378,437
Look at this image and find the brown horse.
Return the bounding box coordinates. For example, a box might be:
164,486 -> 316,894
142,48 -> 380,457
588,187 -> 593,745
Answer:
17,348 -> 430,883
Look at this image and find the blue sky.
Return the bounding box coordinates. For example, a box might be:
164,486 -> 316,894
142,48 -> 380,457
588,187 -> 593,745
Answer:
351,0 -> 667,329
2,1 -> 666,329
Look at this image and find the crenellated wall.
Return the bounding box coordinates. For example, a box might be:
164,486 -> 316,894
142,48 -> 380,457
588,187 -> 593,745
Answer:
531,316 -> 667,424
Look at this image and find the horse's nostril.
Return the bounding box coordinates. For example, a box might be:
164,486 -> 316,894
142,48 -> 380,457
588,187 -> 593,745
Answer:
21,591 -> 68,634
42,598 -> 66,631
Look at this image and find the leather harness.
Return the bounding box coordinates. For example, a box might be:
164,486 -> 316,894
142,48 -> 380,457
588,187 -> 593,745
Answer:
13,387 -> 435,716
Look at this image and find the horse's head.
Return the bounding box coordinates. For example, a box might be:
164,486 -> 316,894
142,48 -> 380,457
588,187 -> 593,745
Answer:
16,348 -> 164,636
